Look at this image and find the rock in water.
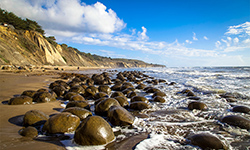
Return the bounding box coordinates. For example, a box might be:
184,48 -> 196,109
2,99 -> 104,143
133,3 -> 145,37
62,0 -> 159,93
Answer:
74,116 -> 115,146
95,98 -> 121,116
114,96 -> 129,107
188,101 -> 208,110
221,115 -> 250,129
232,106 -> 250,114
19,126 -> 38,138
189,133 -> 225,149
8,96 -> 33,105
130,101 -> 150,110
63,107 -> 92,121
108,106 -> 135,126
23,110 -> 49,126
42,112 -> 80,134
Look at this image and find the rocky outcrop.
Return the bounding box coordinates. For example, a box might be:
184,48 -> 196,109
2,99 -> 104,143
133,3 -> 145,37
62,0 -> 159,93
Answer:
0,25 -> 165,68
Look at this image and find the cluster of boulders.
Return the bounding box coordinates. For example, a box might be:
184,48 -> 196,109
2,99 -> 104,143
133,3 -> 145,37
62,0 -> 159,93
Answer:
7,70 -> 250,149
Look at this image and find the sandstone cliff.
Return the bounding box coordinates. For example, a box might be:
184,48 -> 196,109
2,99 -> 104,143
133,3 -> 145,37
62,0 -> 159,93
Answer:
0,25 -> 164,68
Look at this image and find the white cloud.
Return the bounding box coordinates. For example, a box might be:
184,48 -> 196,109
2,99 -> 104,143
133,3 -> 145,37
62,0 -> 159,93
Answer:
192,32 -> 198,40
226,22 -> 250,36
215,41 -> 222,49
137,26 -> 149,41
185,40 -> 192,44
204,36 -> 208,40
233,37 -> 239,45
0,0 -> 126,36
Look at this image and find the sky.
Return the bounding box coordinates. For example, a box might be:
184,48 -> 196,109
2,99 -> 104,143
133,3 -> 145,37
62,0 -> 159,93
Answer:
0,0 -> 250,67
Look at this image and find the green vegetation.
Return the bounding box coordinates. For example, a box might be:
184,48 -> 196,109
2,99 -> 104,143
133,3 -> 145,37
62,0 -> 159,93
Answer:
0,54 -> 9,63
0,8 -> 45,35
45,36 -> 57,47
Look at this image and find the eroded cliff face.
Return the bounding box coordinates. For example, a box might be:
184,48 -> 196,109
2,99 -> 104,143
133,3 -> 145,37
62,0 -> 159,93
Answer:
0,26 -> 165,68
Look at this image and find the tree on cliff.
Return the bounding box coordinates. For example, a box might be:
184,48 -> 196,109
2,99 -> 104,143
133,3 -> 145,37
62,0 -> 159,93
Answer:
0,8 -> 45,35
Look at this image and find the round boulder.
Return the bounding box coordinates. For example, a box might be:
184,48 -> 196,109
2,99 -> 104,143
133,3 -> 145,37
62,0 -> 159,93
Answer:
23,110 -> 49,126
188,101 -> 208,110
152,96 -> 166,103
152,91 -> 166,98
221,115 -> 250,129
70,94 -> 85,101
189,133 -> 225,149
232,106 -> 250,114
74,116 -> 115,146
131,96 -> 148,103
95,98 -> 121,116
114,96 -> 129,107
111,91 -> 126,99
66,101 -> 90,110
8,96 -> 33,105
98,85 -> 111,95
84,86 -> 99,97
69,85 -> 85,94
64,92 -> 78,100
130,101 -> 150,111
93,92 -> 109,100
52,85 -> 66,97
42,112 -> 80,134
63,107 -> 92,121
19,126 -> 38,138
32,92 -> 56,103
108,106 -> 135,126
21,90 -> 36,98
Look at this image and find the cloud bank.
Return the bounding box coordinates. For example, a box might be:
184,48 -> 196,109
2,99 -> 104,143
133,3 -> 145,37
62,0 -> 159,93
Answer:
0,0 -> 126,36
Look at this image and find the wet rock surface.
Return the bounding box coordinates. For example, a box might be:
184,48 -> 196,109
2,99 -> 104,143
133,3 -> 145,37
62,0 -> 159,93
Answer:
42,112 -> 80,134
8,95 -> 33,105
6,69 -> 250,149
108,106 -> 135,126
188,133 -> 225,149
23,110 -> 49,127
74,116 -> 115,146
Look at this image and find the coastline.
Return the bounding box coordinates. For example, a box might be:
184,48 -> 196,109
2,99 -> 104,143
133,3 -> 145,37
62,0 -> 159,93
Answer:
0,67 -> 106,150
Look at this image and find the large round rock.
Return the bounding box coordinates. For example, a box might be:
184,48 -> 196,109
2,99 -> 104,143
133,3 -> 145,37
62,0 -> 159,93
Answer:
221,115 -> 250,129
108,106 -> 135,126
8,96 -> 33,105
21,90 -> 36,98
42,112 -> 80,134
63,107 -> 92,121
33,92 -> 56,103
189,133 -> 225,149
74,116 -> 115,146
188,101 -> 208,110
23,110 -> 49,126
130,101 -> 150,110
95,98 -> 121,116
66,101 -> 90,110
114,96 -> 129,107
131,96 -> 148,103
232,106 -> 250,114
19,126 -> 38,138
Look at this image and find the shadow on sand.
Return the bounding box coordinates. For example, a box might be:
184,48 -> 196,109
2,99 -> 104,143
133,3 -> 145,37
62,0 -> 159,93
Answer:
8,115 -> 24,126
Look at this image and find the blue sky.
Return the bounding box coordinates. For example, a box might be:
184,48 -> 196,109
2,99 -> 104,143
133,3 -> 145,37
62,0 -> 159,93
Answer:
1,0 -> 250,67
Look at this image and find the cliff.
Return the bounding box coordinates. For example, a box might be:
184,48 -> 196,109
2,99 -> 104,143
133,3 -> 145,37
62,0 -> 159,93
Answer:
0,25 -> 165,68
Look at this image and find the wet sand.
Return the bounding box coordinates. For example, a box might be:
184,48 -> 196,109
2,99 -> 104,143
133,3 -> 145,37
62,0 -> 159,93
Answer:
0,71 -> 67,150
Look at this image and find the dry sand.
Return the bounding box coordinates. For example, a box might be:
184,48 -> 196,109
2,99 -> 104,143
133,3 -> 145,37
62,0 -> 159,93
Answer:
0,71 -> 67,150
0,67 -> 147,150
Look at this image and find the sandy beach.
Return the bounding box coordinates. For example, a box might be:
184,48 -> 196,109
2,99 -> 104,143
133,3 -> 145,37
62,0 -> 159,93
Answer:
0,66 -> 108,150
0,71 -> 65,150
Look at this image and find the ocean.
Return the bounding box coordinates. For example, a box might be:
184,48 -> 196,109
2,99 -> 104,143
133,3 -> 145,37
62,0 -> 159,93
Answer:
62,67 -> 250,150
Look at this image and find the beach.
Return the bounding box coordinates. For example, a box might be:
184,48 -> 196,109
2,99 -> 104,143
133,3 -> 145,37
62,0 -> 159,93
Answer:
0,66 -> 109,150
0,66 -> 249,150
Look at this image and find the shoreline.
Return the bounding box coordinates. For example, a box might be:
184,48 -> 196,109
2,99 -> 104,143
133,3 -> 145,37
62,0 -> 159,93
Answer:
0,67 -> 107,150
